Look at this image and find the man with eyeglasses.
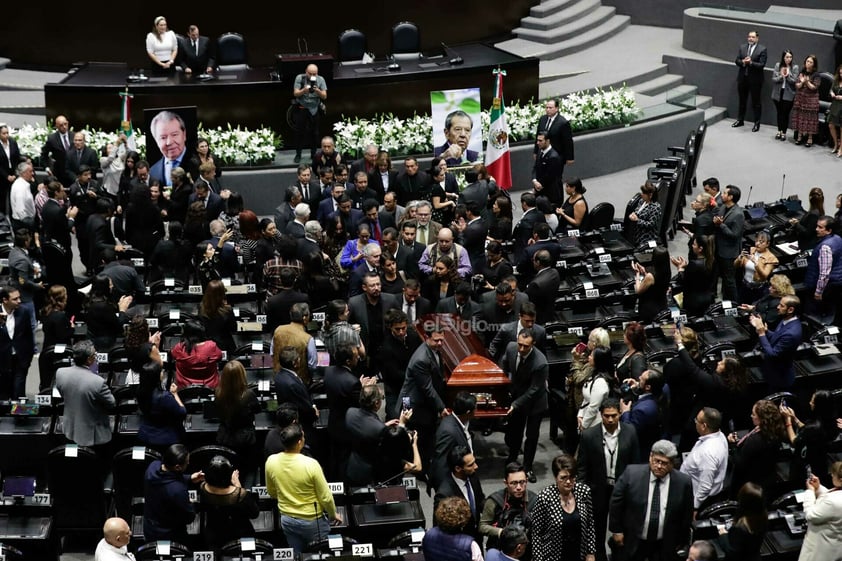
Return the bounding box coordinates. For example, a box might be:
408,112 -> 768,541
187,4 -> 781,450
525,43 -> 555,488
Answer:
609,440 -> 693,561
413,200 -> 441,246
480,462 -> 537,555
680,407 -> 729,514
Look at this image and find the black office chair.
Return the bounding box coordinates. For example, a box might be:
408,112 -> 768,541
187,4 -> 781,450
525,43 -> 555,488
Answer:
179,384 -> 215,412
136,540 -> 192,561
305,535 -> 358,554
338,29 -> 367,62
216,32 -> 249,71
391,21 -> 420,59
697,500 -> 738,520
47,444 -> 114,537
112,384 -> 140,414
588,202 -> 615,231
113,447 -> 162,519
187,444 -> 238,474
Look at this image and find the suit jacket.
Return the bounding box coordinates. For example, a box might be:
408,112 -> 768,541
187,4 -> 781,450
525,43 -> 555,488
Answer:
771,62 -> 799,102
735,42 -> 767,82
526,267 -> 561,324
177,34 -> 215,74
431,415 -> 471,490
274,203 -> 296,234
392,242 -> 423,279
316,197 -> 338,227
86,213 -> 118,268
296,180 -> 322,215
347,292 -> 400,351
151,155 -> 198,188
393,170 -> 431,206
459,218 -> 488,272
349,158 -> 376,182
478,291 -> 528,343
459,181 -> 494,220
433,142 -> 479,167
0,304 -> 36,361
511,208 -> 546,264
40,198 -> 73,250
55,364 -> 116,446
488,320 -> 546,362
285,220 -> 306,239
620,394 -> 663,460
537,113 -> 574,162
349,187 -> 380,210
273,367 -> 317,428
265,289 -> 310,333
65,146 -> 100,183
715,204 -> 745,259
501,342 -> 548,414
435,296 -> 481,324
434,473 -> 485,536
345,407 -> 387,485
379,206 -> 405,227
348,263 -> 380,298
576,422 -> 640,511
0,138 -> 21,193
369,169 -> 398,200
608,464 -> 694,560
324,365 -> 361,440
532,147 -> 563,204
517,239 -> 563,282
377,329 -> 423,393
41,130 -> 75,186
188,191 -> 225,221
328,208 -> 364,238
395,342 -> 447,426
759,317 -> 802,391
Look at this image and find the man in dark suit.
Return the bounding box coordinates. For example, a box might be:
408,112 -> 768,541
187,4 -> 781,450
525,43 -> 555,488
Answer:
395,325 -> 449,472
713,185 -> 744,302
434,445 -> 485,538
328,194 -> 363,239
620,369 -> 669,461
500,328 -> 548,483
87,198 -> 125,270
177,25 -> 215,75
265,267 -> 310,333
436,283 -> 481,324
149,111 -> 192,187
577,397 -> 640,561
433,110 -> 479,166
534,99 -> 574,176
274,346 -> 318,440
526,249 -> 561,325
362,199 -> 394,244
349,144 -> 378,180
398,279 -> 431,324
348,172 -> 380,210
488,302 -> 546,362
511,192 -> 546,265
431,392 -> 476,490
379,191 -> 404,225
516,222 -> 562,284
381,226 -> 416,280
749,295 -> 802,392
189,181 -> 225,221
66,132 -> 100,184
531,131 -> 563,206
395,221 -> 425,280
458,171 -> 494,221
284,203 -> 310,239
274,185 -> 302,234
0,286 -> 36,399
324,343 -> 377,479
394,158 -> 430,206
348,244 -> 383,298
54,340 -> 116,449
377,309 -> 422,420
316,182 -> 345,227
0,125 -> 22,215
41,181 -> 78,255
348,272 -> 400,361
609,440 -> 694,561
733,30 -> 767,131
478,279 -> 528,345
346,385 -> 394,485
40,115 -> 74,187
290,164 -> 321,215
455,201 -> 488,272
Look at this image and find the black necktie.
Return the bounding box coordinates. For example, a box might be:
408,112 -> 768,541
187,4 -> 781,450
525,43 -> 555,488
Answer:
302,184 -> 309,200
647,478 -> 662,541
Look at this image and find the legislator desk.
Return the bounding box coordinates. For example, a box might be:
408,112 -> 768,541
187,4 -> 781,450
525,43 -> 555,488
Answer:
0,416 -> 55,480
0,514 -> 58,560
44,62 -> 286,131
350,500 -> 425,546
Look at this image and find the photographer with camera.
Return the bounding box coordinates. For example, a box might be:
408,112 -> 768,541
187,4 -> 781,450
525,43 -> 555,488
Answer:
619,368 -> 670,460
291,64 -> 327,164
480,462 -> 536,557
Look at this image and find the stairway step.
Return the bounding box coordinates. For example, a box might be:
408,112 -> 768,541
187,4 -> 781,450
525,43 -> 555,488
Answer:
633,73 -> 684,96
0,68 -> 66,90
529,0 -> 581,19
515,6 -> 616,43
498,15 -> 631,59
0,90 -> 45,109
704,106 -> 728,126
521,0 -> 602,31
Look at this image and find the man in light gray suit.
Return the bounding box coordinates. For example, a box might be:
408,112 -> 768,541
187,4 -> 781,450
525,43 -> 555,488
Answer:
56,340 -> 116,450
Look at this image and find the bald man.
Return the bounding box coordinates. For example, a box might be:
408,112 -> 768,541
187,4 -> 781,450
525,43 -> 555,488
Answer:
418,227 -> 473,278
291,63 -> 328,163
95,517 -> 134,560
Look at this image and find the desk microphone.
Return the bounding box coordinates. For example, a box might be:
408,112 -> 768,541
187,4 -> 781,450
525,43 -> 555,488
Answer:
375,464 -> 417,488
744,185 -> 753,206
440,42 -> 464,65
387,55 -> 401,71
780,173 -> 786,201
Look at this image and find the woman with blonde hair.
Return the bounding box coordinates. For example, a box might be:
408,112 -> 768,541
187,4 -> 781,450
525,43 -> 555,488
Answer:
739,273 -> 794,330
734,230 -> 779,304
145,16 -> 177,75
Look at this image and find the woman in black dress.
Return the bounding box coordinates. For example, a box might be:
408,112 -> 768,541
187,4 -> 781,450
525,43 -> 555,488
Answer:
727,400 -> 787,495
556,178 -> 589,233
84,275 -> 131,351
138,360 -> 186,452
199,455 -> 259,550
480,240 -> 513,291
488,196 -> 513,242
788,186 -> 824,250
672,234 -> 717,317
380,253 -> 405,295
632,245 -> 670,323
429,164 -> 459,226
215,361 -> 262,487
38,285 -> 73,392
718,482 -> 768,561
199,280 -> 236,354
421,255 -> 461,308
616,321 -> 648,382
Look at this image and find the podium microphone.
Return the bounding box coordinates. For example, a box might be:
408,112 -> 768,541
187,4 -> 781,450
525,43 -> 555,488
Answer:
375,464 -> 417,488
745,185 -> 753,206
440,42 -> 463,65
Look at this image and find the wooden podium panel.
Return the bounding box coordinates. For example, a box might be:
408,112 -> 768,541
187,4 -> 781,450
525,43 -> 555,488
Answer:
416,314 -> 510,418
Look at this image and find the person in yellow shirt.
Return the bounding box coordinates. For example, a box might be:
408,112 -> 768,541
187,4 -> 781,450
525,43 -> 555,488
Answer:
265,423 -> 341,553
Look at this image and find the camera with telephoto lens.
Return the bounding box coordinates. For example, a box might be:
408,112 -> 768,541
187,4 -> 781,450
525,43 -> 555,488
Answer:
309,76 -> 317,92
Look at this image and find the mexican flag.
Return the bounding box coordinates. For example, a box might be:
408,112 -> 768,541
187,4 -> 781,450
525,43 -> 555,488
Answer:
484,68 -> 512,190
119,89 -> 137,151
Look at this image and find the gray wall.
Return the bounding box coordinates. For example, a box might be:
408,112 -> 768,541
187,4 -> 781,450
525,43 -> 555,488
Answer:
604,0 -> 841,28
225,109 -> 704,217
